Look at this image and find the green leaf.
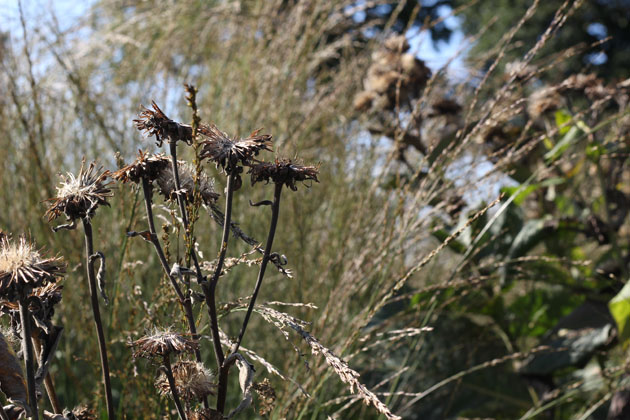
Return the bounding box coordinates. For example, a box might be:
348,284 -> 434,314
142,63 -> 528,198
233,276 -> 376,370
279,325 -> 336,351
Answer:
544,126 -> 581,162
609,280 -> 630,345
554,109 -> 573,135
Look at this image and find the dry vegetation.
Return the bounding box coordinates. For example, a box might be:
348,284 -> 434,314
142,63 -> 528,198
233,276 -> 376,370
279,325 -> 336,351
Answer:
1,0 -> 630,419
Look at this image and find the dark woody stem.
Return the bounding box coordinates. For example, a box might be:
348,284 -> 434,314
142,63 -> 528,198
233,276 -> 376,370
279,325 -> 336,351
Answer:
208,171 -> 236,414
163,355 -> 187,420
81,219 -> 115,420
32,335 -> 61,414
141,178 -> 202,364
18,297 -> 39,420
231,182 -> 283,356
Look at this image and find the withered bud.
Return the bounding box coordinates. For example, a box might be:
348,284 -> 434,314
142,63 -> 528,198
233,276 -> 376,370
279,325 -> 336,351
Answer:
200,125 -> 272,174
155,360 -> 216,402
0,236 -> 65,301
112,150 -> 171,184
249,158 -> 319,191
46,160 -> 112,222
134,102 -> 193,146
129,329 -> 199,359
155,161 -> 219,205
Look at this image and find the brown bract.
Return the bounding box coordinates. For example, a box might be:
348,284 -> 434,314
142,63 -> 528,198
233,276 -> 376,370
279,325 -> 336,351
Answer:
112,150 -> 171,184
155,360 -> 216,402
45,161 -> 112,222
249,158 -> 319,191
134,101 -> 193,146
0,237 -> 65,301
200,125 -> 272,173
129,329 -> 199,359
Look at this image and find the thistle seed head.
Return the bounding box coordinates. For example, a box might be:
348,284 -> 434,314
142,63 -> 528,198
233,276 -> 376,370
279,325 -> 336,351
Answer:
129,328 -> 198,359
134,101 -> 193,146
0,236 -> 65,301
46,160 -> 112,222
112,150 -> 171,184
155,161 -> 219,205
249,158 -> 319,191
200,125 -> 272,174
155,360 -> 216,402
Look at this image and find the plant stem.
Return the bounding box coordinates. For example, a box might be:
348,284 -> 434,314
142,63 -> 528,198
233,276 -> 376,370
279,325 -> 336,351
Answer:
81,219 -> 115,420
207,172 -> 236,414
141,178 -> 202,363
32,335 -> 61,414
231,182 -> 283,356
163,355 -> 187,420
0,403 -> 9,420
18,297 -> 39,420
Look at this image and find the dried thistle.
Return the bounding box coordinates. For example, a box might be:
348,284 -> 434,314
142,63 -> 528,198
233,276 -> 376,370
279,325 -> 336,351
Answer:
252,378 -> 276,416
0,236 -> 65,301
45,161 -> 112,222
249,158 -> 319,191
1,283 -> 63,329
111,150 -> 171,184
129,329 -> 199,359
186,408 -> 222,420
200,125 -> 272,174
155,360 -> 216,402
156,160 -> 219,205
134,101 -> 193,146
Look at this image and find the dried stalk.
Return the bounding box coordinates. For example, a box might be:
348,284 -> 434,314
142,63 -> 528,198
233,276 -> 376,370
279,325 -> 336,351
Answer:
18,297 -> 38,420
162,355 -> 187,420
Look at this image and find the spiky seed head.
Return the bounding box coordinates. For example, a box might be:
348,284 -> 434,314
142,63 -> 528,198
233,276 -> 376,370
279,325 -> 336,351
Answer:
155,161 -> 219,205
46,160 -> 112,222
249,158 -> 319,191
155,360 -> 216,402
129,329 -> 198,359
134,101 -> 193,146
200,125 -> 272,174
0,236 -> 65,301
112,150 -> 171,184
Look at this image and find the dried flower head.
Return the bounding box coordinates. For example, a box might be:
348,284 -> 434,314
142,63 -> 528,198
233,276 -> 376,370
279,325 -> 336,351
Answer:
155,161 -> 219,205
252,378 -> 276,416
200,125 -> 272,174
155,360 -> 216,402
1,282 -> 63,327
134,102 -> 193,146
112,150 -> 171,184
46,161 -> 112,222
186,408 -> 222,420
0,237 -> 64,301
129,329 -> 198,359
249,158 -> 319,191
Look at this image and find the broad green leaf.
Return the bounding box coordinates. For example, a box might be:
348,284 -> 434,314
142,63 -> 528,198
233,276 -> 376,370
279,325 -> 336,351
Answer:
609,280 -> 630,345
555,109 -> 573,135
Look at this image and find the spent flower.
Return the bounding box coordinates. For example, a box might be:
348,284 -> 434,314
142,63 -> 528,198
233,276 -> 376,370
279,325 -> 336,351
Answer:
129,329 -> 199,359
249,158 -> 319,191
200,125 -> 272,174
112,150 -> 171,184
155,360 -> 216,402
134,102 -> 193,146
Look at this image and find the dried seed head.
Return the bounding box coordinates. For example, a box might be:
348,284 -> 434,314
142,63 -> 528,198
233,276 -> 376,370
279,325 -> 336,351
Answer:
249,158 -> 319,191
186,408 -> 222,420
252,378 -> 276,416
1,282 -> 63,327
67,405 -> 96,420
134,102 -> 193,146
200,125 -> 272,174
155,161 -> 219,205
46,161 -> 112,222
112,150 -> 171,184
129,329 -> 198,359
155,360 -> 216,402
0,237 -> 65,301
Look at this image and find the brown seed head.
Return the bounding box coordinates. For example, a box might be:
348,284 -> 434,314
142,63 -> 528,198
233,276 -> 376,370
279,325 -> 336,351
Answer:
0,237 -> 65,301
249,158 -> 319,191
155,360 -> 216,402
112,150 -> 171,184
186,409 -> 222,420
155,161 -> 219,205
46,161 -> 112,222
200,125 -> 272,174
129,329 -> 199,359
134,101 -> 193,146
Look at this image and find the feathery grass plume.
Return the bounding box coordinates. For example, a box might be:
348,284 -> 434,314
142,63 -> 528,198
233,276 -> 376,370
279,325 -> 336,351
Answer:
45,161 -> 113,223
111,150 -> 171,184
129,329 -> 199,359
155,360 -> 216,402
156,160 -> 219,205
0,236 -> 65,301
249,158 -> 319,191
200,125 -> 272,174
134,101 -> 193,146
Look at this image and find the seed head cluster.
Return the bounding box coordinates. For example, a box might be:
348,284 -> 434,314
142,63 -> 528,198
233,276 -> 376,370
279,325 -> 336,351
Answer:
0,237 -> 65,301
155,360 -> 216,402
46,161 -> 112,222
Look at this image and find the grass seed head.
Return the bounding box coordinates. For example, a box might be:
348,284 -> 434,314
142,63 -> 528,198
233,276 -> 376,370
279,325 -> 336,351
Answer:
46,160 -> 112,222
